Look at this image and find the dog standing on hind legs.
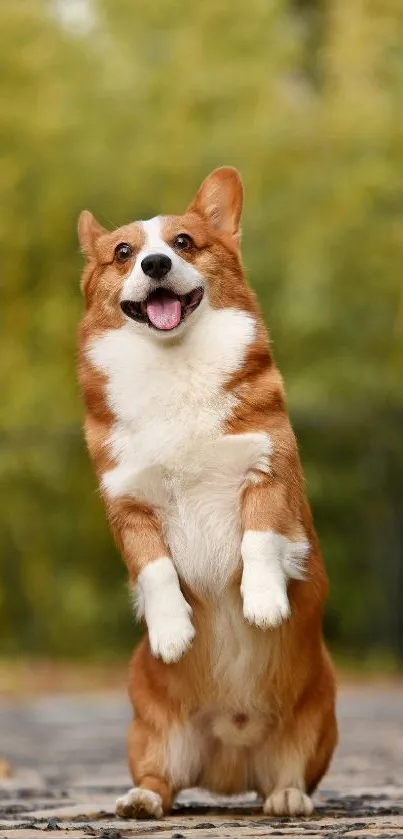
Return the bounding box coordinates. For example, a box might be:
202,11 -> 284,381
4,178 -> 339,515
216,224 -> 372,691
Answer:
78,166 -> 337,819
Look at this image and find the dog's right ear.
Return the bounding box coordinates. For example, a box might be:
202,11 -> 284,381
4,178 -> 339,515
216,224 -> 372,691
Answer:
78,211 -> 107,260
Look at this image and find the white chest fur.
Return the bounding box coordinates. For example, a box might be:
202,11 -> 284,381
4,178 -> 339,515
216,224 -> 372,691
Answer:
88,306 -> 271,594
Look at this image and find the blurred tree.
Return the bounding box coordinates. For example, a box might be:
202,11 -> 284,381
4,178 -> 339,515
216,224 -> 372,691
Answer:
0,0 -> 402,661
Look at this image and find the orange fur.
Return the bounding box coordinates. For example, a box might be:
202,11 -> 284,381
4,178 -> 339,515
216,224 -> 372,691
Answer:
78,167 -> 337,817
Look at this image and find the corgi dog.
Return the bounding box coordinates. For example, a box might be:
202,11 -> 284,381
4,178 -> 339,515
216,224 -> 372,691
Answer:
78,167 -> 337,820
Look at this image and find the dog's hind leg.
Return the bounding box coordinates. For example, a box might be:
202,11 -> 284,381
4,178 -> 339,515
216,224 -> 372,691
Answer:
252,665 -> 337,816
116,718 -> 173,818
116,715 -> 204,819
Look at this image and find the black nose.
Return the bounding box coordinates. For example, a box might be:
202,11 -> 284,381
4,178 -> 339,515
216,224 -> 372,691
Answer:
141,253 -> 172,281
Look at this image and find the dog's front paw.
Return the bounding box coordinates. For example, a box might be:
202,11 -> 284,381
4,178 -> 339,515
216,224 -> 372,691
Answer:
138,558 -> 195,663
148,607 -> 195,663
241,532 -> 291,629
242,581 -> 290,629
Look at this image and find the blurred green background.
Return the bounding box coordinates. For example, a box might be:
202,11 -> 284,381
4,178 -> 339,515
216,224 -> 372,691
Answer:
1,0 -> 402,668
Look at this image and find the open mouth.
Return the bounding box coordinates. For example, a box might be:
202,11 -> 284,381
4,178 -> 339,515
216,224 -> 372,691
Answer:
120,287 -> 204,331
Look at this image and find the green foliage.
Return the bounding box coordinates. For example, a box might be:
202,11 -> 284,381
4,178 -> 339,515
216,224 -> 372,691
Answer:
1,0 -> 402,660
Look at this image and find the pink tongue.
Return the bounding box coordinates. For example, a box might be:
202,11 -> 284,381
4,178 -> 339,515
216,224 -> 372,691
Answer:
146,294 -> 182,330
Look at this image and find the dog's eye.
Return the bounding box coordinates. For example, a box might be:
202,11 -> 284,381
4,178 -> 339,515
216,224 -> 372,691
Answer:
114,242 -> 133,262
172,233 -> 195,252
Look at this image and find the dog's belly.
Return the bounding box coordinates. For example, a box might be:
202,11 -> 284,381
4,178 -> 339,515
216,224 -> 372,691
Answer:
164,697 -> 274,793
161,455 -> 243,594
103,430 -> 272,595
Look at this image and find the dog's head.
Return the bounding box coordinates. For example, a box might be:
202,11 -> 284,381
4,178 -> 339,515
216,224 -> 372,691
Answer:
78,167 -> 256,337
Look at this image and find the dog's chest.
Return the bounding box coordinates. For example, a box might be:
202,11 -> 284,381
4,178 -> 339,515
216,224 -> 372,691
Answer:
88,309 -> 262,592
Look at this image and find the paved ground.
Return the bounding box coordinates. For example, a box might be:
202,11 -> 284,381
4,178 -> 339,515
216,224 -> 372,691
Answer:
0,686 -> 402,838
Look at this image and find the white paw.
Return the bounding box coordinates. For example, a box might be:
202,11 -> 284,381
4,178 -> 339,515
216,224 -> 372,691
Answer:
149,609 -> 195,663
242,582 -> 290,629
138,558 -> 195,663
264,788 -> 313,817
116,787 -> 163,819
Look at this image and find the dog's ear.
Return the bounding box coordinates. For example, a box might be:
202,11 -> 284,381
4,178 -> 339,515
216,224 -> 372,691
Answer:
78,211 -> 107,260
187,167 -> 243,240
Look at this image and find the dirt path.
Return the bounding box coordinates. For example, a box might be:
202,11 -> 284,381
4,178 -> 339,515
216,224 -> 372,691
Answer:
1,686 -> 402,837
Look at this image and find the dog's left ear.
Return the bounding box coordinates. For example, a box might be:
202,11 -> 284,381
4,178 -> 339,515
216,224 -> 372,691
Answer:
78,210 -> 107,260
187,167 -> 243,241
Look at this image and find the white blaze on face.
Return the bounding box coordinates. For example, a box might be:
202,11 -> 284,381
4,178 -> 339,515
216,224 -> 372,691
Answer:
120,216 -> 204,332
141,218 -> 181,330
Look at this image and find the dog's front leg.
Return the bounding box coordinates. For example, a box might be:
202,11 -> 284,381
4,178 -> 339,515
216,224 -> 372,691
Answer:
241,528 -> 291,628
106,497 -> 195,663
240,424 -> 309,629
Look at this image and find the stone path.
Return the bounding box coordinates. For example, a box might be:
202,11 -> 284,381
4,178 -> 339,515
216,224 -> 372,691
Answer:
1,686 -> 402,838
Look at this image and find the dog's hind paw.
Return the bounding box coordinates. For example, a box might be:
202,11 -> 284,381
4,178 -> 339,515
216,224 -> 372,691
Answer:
264,788 -> 313,816
116,787 -> 163,819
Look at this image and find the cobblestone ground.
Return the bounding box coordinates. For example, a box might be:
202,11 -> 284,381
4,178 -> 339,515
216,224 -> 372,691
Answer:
1,686 -> 402,838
